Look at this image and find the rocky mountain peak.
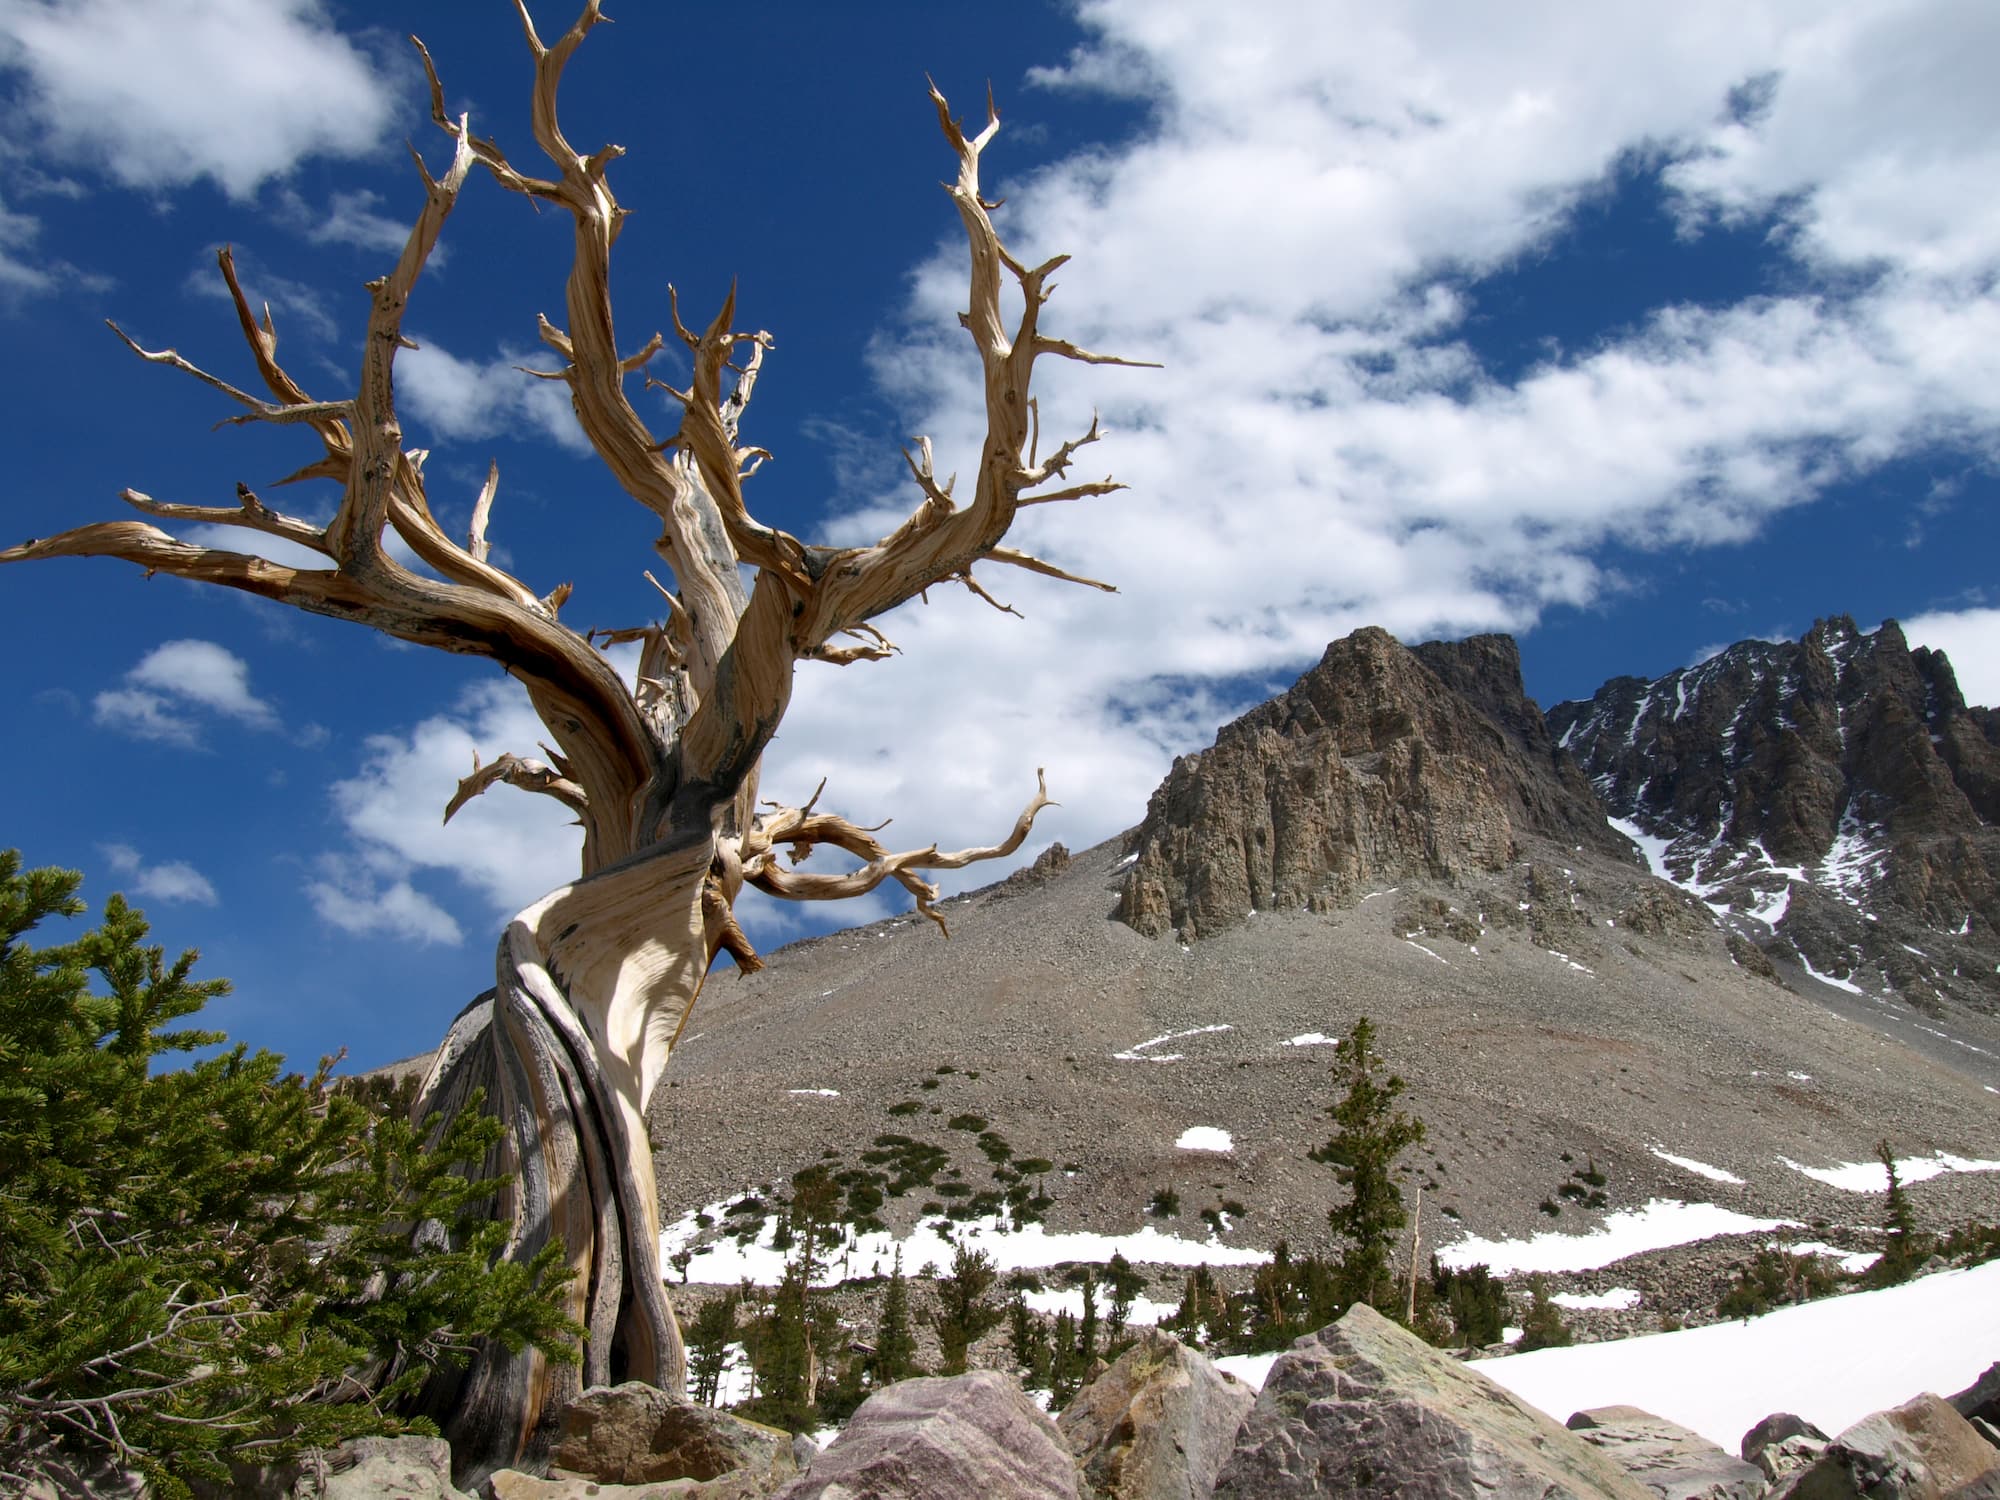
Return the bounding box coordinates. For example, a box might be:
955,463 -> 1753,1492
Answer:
1116,627 -> 1621,941
1547,617 -> 2000,1012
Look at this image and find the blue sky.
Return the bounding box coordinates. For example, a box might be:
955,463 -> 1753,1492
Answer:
3,0 -> 1996,1072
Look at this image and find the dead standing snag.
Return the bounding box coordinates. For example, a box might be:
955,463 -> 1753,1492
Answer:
1,3 -> 1147,1478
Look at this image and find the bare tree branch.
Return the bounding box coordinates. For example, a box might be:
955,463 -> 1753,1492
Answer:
445,750 -> 589,823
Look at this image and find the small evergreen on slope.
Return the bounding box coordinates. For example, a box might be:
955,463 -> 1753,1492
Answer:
0,853 -> 577,1498
1312,1016 -> 1427,1316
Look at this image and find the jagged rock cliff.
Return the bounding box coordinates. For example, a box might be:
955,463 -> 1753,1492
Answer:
1116,628 -> 1624,940
1546,616 -> 2000,1013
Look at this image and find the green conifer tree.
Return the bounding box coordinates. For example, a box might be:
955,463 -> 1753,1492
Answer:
0,854 -> 577,1497
686,1293 -> 740,1406
1516,1275 -> 1573,1351
1310,1017 -> 1426,1315
1007,1288 -> 1052,1387
930,1245 -> 1004,1374
1870,1140 -> 1924,1286
1103,1253 -> 1145,1339
869,1249 -> 919,1386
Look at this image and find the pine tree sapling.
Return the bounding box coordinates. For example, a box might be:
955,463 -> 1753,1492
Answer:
1104,1253 -> 1146,1339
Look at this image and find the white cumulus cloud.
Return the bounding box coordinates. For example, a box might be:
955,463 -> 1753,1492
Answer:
1902,607 -> 2000,710
323,677 -> 587,923
93,639 -> 281,747
0,0 -> 400,199
753,0 -> 2000,867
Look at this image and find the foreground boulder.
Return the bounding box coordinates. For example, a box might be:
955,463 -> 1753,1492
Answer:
1768,1393 -> 2000,1498
773,1370 -> 1077,1500
1952,1364 -> 2000,1436
1058,1329 -> 1255,1499
542,1383 -> 796,1489
1213,1304 -> 1651,1499
231,1435 -> 474,1500
1741,1415 -> 1831,1485
1567,1405 -> 1767,1499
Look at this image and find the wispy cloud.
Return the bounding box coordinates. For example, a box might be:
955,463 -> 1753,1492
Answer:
272,184 -> 433,263
101,842 -> 218,906
398,336 -> 590,455
304,855 -> 463,947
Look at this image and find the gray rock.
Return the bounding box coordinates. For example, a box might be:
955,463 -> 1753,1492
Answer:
1952,1364 -> 2000,1431
1743,1416 -> 1830,1466
547,1383 -> 795,1488
773,1370 -> 1078,1500
1212,1303 -> 1651,1499
1058,1328 -> 1255,1499
1566,1405 -> 1768,1499
284,1436 -> 474,1499
485,1469 -> 780,1499
1769,1393 -> 2000,1498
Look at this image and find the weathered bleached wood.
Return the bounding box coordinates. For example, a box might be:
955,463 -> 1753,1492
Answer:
2,1 -> 1146,1481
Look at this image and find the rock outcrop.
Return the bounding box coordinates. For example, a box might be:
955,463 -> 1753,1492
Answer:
1765,1392 -> 2000,1498
1549,617 -> 2000,1013
1118,629 -> 1623,940
1211,1303 -> 1651,1498
1566,1405 -> 1768,1499
773,1370 -> 1078,1500
1057,1329 -> 1255,1499
540,1382 -> 795,1489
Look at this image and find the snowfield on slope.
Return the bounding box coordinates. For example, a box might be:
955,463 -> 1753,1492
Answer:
1217,1260 -> 2000,1453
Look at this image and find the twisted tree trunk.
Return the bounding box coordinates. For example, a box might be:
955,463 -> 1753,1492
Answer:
408,860 -> 699,1480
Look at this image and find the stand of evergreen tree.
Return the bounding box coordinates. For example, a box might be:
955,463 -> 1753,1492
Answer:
0,854 -> 577,1498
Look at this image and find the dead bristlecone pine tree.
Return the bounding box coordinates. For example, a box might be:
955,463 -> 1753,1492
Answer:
0,4 -> 1148,1484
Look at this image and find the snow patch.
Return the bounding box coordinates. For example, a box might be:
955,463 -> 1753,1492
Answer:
1786,1242 -> 1883,1275
1114,1024 -> 1232,1063
1283,1032 -> 1335,1047
1176,1127 -> 1234,1153
787,1088 -> 840,1098
1436,1199 -> 1794,1276
1778,1152 -> 2000,1192
1650,1148 -> 1745,1186
1477,1261 -> 2000,1453
662,1205 -> 1270,1288
1550,1288 -> 1642,1311
1024,1287 -> 1178,1326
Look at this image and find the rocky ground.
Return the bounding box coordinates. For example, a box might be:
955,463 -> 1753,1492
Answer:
650,827 -> 2000,1341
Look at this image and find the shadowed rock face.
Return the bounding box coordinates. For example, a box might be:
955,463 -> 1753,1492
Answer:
1118,628 -> 1624,941
1548,617 -> 2000,1013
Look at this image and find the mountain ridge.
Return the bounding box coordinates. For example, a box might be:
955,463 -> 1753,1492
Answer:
650,616 -> 2000,1338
